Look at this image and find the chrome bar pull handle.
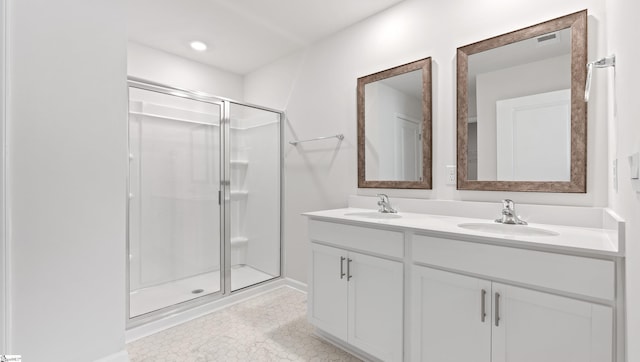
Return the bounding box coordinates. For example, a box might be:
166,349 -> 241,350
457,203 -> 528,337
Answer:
495,292 -> 501,327
340,256 -> 346,279
347,258 -> 353,281
481,289 -> 487,322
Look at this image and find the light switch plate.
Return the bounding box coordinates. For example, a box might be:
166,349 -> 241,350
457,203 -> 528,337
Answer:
629,152 -> 640,194
446,165 -> 456,185
629,152 -> 640,180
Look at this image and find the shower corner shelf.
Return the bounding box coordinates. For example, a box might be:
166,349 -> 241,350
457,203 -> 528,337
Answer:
230,190 -> 249,200
230,236 -> 249,246
230,160 -> 249,167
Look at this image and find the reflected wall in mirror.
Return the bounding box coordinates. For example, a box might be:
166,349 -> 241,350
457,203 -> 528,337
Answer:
457,10 -> 587,192
358,58 -> 432,189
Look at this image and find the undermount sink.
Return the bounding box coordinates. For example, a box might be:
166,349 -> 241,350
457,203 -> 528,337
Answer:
345,211 -> 402,219
457,222 -> 559,237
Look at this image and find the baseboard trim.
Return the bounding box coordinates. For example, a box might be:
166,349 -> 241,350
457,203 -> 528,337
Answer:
93,350 -> 129,362
314,329 -> 380,362
283,277 -> 307,292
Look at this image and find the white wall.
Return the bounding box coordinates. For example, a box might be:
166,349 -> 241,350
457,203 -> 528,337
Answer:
6,0 -> 127,360
245,0 -> 609,283
605,0 -> 640,360
0,0 -> 6,353
128,42 -> 244,101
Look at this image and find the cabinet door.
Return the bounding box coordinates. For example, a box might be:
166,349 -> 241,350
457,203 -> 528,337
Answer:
347,251 -> 404,362
492,283 -> 613,362
411,266 -> 491,362
309,243 -> 348,341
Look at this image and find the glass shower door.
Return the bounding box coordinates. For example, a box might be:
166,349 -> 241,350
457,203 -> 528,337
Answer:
128,86 -> 222,318
227,103 -> 281,291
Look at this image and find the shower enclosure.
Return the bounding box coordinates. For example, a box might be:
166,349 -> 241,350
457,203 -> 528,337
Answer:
127,79 -> 282,322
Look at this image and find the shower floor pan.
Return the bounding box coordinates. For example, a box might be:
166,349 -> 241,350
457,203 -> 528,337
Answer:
130,265 -> 274,317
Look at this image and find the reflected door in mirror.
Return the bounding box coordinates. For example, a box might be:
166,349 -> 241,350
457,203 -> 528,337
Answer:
495,89 -> 571,181
364,71 -> 423,181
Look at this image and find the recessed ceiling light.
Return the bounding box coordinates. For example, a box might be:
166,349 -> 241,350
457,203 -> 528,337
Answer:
190,41 -> 208,52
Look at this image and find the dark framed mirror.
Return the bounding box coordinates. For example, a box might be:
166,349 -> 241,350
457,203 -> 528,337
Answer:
457,10 -> 587,192
358,57 -> 432,189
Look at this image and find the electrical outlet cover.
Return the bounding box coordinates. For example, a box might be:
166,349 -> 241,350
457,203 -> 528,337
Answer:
446,165 -> 456,185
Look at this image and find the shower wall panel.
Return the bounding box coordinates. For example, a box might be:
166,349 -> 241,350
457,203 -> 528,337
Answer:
129,88 -> 221,293
229,104 -> 281,290
244,121 -> 280,276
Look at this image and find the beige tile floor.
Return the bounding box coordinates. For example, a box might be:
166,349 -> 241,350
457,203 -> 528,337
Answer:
127,287 -> 362,361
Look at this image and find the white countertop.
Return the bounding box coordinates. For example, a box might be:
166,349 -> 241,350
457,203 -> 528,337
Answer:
303,208 -> 623,257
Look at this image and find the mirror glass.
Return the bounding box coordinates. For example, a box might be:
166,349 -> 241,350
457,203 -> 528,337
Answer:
467,28 -> 571,181
457,10 -> 587,192
358,58 -> 432,189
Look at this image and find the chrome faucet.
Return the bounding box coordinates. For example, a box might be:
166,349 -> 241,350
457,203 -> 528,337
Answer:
377,194 -> 397,214
495,199 -> 527,225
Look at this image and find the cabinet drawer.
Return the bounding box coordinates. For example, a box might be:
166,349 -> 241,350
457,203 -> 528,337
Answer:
309,219 -> 404,258
412,234 -> 614,301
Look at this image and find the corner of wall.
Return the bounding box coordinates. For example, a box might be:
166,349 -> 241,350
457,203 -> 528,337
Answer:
0,0 -> 7,353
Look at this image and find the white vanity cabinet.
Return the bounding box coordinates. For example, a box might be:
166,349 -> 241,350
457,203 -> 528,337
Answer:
491,283 -> 612,362
412,266 -> 613,362
305,209 -> 623,362
308,220 -> 404,362
411,267 -> 492,362
309,243 -> 349,341
412,234 -> 614,362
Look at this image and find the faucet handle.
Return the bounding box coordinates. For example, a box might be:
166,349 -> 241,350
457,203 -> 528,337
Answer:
502,199 -> 514,210
376,193 -> 397,213
497,199 -> 527,225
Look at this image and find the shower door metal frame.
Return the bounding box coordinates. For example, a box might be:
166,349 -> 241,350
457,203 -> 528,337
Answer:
221,100 -> 231,294
125,77 -> 284,329
125,79 -> 226,327
222,100 -> 285,294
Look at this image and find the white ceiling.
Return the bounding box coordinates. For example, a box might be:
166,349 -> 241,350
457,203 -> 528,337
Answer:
128,0 -> 406,75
